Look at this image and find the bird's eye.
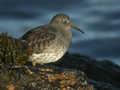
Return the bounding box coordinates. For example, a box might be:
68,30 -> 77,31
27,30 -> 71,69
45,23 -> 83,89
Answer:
63,21 -> 67,24
63,20 -> 69,24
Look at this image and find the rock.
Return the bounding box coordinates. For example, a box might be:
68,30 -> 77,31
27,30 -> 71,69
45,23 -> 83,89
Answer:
89,79 -> 120,90
54,53 -> 120,90
0,33 -> 32,65
0,65 -> 94,90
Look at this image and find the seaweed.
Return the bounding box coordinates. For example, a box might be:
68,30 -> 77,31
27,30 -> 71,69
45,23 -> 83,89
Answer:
0,33 -> 32,66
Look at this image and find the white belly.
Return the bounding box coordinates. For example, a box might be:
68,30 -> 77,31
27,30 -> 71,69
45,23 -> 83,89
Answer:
29,48 -> 67,64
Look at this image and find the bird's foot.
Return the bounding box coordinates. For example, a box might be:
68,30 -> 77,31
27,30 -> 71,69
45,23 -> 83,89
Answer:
10,65 -> 34,75
32,62 -> 37,67
38,68 -> 53,72
34,63 -> 54,72
24,66 -> 34,75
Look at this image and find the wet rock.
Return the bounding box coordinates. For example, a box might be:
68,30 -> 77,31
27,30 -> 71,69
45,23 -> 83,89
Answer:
0,33 -> 32,66
0,65 -> 94,90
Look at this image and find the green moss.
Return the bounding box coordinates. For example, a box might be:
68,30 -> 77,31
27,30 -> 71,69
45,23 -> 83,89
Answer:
0,33 -> 32,66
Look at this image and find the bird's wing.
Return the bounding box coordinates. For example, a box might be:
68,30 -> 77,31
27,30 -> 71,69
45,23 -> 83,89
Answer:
21,25 -> 58,53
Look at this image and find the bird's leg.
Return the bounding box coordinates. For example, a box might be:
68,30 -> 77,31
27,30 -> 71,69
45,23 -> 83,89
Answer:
37,63 -> 54,72
25,66 -> 34,75
11,65 -> 34,75
32,61 -> 36,67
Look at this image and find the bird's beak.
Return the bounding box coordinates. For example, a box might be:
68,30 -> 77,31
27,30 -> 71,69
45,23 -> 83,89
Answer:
69,23 -> 84,33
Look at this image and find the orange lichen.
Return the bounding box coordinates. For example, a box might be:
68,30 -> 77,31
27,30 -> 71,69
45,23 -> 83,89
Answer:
6,84 -> 16,90
47,72 -> 78,88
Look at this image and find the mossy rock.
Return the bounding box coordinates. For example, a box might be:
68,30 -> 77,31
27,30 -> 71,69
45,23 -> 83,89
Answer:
0,33 -> 32,66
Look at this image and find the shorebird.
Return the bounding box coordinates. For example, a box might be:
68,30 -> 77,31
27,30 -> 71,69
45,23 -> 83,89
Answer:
21,13 -> 84,66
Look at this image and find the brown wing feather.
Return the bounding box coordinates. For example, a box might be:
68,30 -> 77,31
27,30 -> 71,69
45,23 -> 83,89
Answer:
21,25 -> 56,53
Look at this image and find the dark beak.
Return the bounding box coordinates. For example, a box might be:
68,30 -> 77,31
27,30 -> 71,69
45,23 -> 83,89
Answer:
69,23 -> 84,33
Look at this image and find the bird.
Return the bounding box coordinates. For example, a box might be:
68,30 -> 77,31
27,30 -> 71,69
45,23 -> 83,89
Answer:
21,13 -> 84,66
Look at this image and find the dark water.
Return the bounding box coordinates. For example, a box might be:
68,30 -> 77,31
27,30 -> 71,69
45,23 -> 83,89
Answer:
0,0 -> 120,64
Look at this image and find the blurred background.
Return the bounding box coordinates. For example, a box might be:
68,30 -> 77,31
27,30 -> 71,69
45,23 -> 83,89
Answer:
0,0 -> 120,65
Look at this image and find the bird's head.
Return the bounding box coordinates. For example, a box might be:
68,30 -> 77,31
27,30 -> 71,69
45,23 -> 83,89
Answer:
50,13 -> 84,33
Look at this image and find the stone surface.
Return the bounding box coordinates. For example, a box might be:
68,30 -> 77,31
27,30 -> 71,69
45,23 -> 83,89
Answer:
0,65 -> 93,90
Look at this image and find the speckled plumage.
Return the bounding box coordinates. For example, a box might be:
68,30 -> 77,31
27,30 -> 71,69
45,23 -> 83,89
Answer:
21,14 -> 83,64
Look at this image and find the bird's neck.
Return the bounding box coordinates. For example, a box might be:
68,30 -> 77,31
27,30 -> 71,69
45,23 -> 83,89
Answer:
52,24 -> 72,44
50,24 -> 70,31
